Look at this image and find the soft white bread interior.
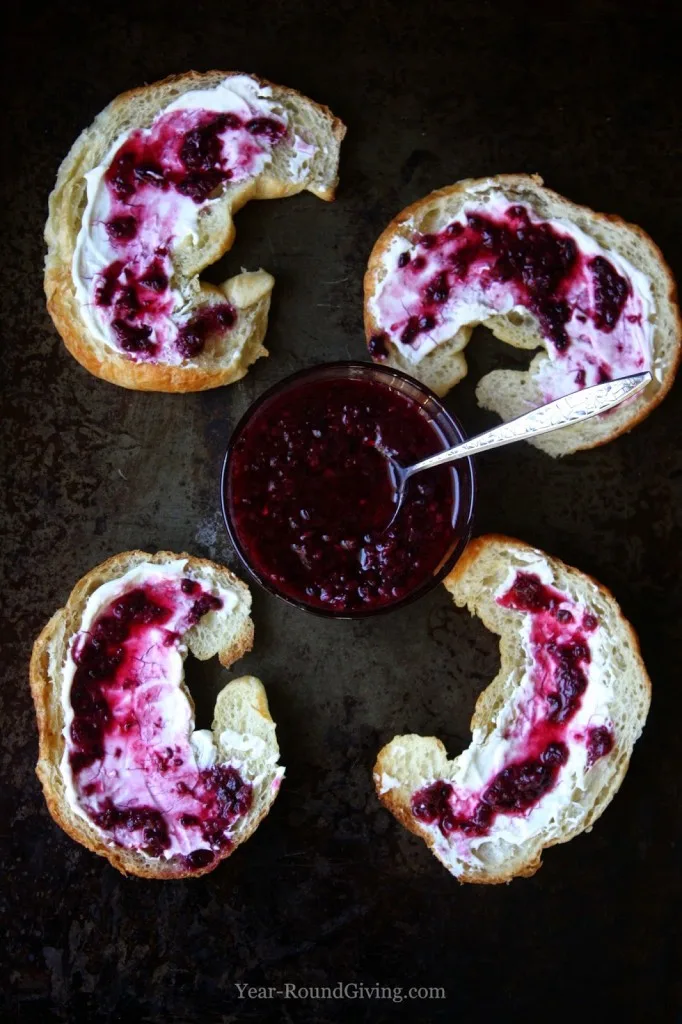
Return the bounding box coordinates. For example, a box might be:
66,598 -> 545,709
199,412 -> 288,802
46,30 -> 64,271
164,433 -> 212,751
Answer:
30,550 -> 283,879
374,534 -> 651,883
364,174 -> 680,455
45,70 -> 346,392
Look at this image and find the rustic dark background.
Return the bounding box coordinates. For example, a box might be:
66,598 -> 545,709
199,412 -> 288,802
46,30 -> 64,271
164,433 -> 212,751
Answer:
2,1 -> 681,1021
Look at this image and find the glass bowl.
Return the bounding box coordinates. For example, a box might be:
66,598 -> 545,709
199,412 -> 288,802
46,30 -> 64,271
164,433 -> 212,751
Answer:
221,361 -> 476,618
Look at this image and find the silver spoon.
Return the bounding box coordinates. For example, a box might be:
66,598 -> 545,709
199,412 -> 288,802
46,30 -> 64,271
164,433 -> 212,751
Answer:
385,371 -> 652,528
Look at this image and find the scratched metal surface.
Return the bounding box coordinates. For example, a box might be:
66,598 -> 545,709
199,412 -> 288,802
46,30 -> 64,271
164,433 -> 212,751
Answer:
2,1 -> 681,1021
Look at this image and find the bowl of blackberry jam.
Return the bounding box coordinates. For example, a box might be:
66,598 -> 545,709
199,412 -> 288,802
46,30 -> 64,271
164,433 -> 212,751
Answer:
221,362 -> 476,617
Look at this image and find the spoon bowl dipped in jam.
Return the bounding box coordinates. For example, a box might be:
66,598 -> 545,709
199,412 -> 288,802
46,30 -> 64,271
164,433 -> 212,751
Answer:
222,362 -> 475,617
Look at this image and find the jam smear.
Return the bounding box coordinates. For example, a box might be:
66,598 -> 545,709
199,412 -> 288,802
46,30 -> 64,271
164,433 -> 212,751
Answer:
187,591 -> 223,623
414,742 -> 569,839
226,376 -> 469,612
93,104 -> 287,361
103,108 -> 285,206
199,764 -> 253,845
503,571 -> 559,612
412,781 -> 455,828
376,204 -> 631,359
500,573 -> 593,726
106,215 -> 138,243
92,803 -> 170,858
180,114 -> 238,174
586,725 -> 614,767
112,319 -> 156,355
176,304 -> 237,359
246,116 -> 288,142
69,586 -> 175,775
590,256 -> 629,331
481,743 -> 568,812
96,261 -> 125,308
413,572 -> 613,840
66,577 -> 256,869
185,848 -> 216,869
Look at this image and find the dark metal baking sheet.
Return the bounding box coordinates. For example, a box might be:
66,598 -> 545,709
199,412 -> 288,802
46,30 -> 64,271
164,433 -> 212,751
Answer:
2,1 -> 681,1020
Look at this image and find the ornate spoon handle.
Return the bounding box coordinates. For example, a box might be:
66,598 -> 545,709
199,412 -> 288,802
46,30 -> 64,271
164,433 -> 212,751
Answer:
406,372 -> 652,477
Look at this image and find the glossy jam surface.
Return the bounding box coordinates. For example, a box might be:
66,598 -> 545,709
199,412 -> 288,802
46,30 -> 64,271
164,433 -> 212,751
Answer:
369,198 -> 651,401
586,724 -> 615,767
226,375 -> 467,613
412,570 -> 613,840
77,85 -> 292,364
105,109 -> 286,206
66,575 -> 252,869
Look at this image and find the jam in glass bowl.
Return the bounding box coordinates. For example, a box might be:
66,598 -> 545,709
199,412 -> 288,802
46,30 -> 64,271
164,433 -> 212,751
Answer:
221,362 -> 476,617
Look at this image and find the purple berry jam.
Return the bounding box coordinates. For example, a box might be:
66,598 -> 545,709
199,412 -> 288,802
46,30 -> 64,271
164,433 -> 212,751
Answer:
500,573 -> 595,727
412,781 -> 455,829
91,804 -> 170,859
67,574 -> 254,868
398,206 -> 585,352
104,109 -> 286,206
86,101 -> 288,364
586,725 -> 615,767
176,304 -> 237,359
225,372 -> 472,613
414,743 -> 569,839
369,200 -> 649,400
590,255 -> 629,332
412,571 -> 614,841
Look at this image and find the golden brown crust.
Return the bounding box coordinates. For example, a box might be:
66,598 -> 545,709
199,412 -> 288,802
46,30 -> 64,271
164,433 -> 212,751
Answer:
28,549 -> 276,879
375,533 -> 652,884
364,174 -> 682,451
45,70 -> 346,392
